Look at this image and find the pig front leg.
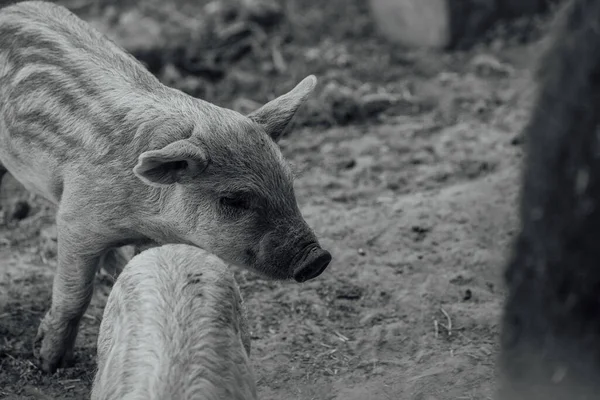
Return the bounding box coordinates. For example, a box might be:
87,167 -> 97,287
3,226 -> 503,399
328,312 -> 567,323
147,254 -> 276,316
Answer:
33,219 -> 108,373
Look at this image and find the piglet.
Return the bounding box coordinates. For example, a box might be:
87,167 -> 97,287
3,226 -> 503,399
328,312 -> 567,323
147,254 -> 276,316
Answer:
91,244 -> 256,400
0,1 -> 332,372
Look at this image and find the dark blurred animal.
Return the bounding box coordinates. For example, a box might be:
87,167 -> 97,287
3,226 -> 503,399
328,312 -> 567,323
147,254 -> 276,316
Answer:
497,0 -> 600,398
0,0 -> 331,373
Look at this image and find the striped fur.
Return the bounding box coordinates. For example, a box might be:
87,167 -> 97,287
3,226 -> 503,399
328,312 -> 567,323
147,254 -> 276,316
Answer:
91,244 -> 256,400
0,1 -> 328,373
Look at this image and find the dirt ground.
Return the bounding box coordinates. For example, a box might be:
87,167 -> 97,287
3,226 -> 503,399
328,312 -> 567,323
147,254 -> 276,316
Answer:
0,0 -> 555,398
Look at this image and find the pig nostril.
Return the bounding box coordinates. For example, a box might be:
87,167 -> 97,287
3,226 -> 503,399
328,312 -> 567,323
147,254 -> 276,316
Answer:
293,250 -> 332,283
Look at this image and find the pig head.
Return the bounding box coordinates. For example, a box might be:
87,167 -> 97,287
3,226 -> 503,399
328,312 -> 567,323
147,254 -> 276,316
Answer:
132,75 -> 331,282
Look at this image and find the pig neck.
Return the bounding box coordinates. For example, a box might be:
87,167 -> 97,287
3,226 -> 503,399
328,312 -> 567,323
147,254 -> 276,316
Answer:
129,184 -> 198,247
105,90 -> 213,246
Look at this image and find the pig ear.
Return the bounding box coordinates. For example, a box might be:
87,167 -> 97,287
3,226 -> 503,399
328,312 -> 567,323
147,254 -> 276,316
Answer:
133,140 -> 210,187
247,75 -> 317,143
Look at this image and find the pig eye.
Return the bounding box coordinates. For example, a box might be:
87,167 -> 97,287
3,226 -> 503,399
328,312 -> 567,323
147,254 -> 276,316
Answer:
220,196 -> 251,211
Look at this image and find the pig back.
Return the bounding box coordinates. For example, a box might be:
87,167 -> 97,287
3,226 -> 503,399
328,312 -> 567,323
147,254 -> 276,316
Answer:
0,1 -> 168,202
92,244 -> 257,400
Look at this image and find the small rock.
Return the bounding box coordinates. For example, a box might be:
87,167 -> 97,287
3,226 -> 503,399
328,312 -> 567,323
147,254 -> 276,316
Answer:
358,248 -> 366,256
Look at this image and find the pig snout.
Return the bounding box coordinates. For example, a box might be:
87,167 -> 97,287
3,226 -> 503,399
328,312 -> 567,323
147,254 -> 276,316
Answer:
292,244 -> 332,283
257,220 -> 331,281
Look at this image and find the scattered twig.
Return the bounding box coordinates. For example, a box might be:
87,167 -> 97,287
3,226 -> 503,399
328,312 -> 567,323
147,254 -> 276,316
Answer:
82,313 -> 98,323
406,367 -> 446,382
357,358 -> 404,369
59,379 -> 81,384
434,319 -> 439,339
271,44 -> 286,73
441,307 -> 452,336
333,330 -> 349,342
315,348 -> 337,358
257,352 -> 292,362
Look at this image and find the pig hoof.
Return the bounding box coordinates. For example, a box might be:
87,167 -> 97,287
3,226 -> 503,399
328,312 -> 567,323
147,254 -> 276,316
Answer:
33,315 -> 75,373
293,248 -> 332,282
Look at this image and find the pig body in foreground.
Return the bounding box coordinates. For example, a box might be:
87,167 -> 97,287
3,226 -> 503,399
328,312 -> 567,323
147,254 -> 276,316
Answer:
0,1 -> 331,373
91,244 -> 256,400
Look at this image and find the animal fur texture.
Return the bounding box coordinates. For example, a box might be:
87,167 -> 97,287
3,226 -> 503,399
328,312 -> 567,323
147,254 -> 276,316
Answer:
0,1 -> 331,373
91,244 -> 256,400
